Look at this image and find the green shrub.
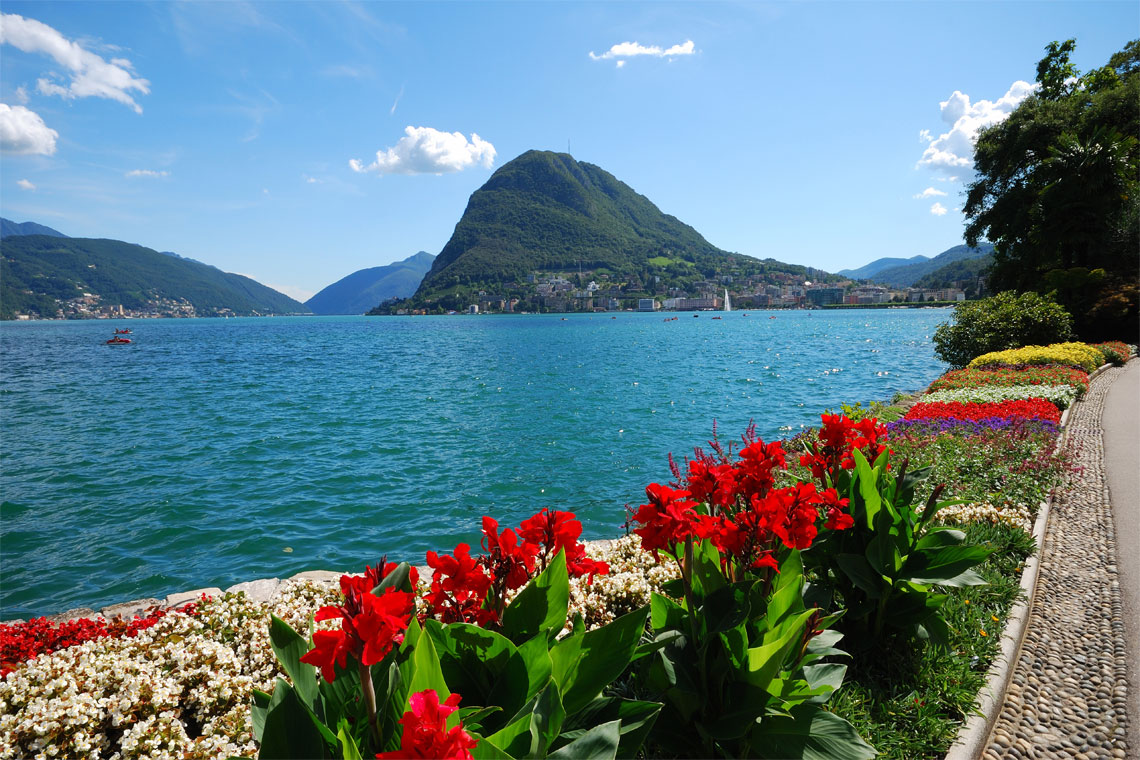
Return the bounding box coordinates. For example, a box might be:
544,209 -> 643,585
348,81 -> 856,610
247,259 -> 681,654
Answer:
932,291 -> 1074,368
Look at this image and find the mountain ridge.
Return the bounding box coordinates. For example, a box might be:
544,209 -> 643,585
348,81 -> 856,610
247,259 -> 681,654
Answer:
391,150 -> 839,312
306,252 -> 436,314
1,218 -> 68,239
1,234 -> 308,319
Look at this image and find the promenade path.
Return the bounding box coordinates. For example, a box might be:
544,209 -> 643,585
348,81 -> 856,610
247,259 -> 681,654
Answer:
982,363 -> 1137,760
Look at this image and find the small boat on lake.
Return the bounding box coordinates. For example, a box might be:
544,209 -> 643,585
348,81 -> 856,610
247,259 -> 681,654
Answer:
114,328 -> 132,334
105,336 -> 132,345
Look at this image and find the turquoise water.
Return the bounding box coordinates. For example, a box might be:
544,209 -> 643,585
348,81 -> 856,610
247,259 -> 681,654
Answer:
0,311 -> 948,618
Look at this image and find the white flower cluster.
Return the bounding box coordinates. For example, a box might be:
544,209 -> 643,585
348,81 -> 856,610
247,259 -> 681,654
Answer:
568,536 -> 679,630
934,500 -> 1034,533
0,549 -> 682,758
922,383 -> 1078,409
0,580 -> 341,760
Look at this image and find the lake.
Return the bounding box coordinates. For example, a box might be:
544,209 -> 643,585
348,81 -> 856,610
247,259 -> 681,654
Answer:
0,310 -> 949,618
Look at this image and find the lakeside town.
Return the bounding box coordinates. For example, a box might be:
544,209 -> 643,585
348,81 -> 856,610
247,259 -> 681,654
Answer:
393,269 -> 973,315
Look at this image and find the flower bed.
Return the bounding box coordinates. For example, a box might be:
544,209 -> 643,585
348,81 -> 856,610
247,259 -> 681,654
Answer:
903,397 -> 1062,424
1092,340 -> 1131,364
926,366 -> 1090,396
968,342 -> 1106,372
920,383 -> 1079,409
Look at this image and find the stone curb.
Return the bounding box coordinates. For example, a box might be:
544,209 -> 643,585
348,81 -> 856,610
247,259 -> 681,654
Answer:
943,361 -> 1110,760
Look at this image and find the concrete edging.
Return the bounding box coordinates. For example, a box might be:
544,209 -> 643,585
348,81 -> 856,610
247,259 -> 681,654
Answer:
942,362 -> 1110,760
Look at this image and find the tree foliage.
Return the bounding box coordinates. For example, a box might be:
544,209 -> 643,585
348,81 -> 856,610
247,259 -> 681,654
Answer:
964,38 -> 1139,340
932,291 -> 1074,369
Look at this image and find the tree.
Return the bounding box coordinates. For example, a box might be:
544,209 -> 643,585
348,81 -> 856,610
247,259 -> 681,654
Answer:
932,291 -> 1074,369
964,39 -> 1139,340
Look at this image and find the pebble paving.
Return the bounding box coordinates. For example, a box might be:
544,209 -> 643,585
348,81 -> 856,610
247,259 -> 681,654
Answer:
983,366 -> 1131,759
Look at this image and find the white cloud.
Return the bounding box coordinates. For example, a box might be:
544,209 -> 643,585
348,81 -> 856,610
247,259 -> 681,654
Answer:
930,202 -> 948,216
125,169 -> 169,178
302,174 -> 322,184
14,85 -> 28,104
918,129 -> 932,143
0,103 -> 58,154
389,84 -> 404,116
0,13 -> 149,113
913,187 -> 947,199
17,178 -> 35,190
589,39 -> 695,66
917,80 -> 1036,176
350,126 -> 496,175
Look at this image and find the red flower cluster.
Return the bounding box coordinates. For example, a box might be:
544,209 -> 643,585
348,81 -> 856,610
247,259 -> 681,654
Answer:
301,564 -> 415,683
377,689 -> 478,760
926,366 -> 1090,395
0,600 -> 202,677
424,509 -> 609,626
904,398 -> 1061,424
800,414 -> 890,484
632,432 -> 853,574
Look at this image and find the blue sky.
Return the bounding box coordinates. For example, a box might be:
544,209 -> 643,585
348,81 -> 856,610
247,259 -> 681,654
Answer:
0,2 -> 1135,301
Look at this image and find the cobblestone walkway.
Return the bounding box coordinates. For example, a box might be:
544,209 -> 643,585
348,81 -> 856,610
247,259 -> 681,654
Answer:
983,367 -> 1131,759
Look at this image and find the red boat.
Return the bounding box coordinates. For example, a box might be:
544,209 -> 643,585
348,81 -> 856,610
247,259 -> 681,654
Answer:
114,328 -> 132,334
105,336 -> 132,345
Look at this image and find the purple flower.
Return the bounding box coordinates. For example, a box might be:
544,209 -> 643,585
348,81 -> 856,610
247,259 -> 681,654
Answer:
885,417 -> 1059,437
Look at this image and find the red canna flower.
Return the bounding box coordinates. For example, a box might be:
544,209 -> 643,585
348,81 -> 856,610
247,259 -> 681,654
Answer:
481,517 -> 538,592
424,543 -> 495,625
377,690 -> 477,760
301,571 -> 415,683
631,483 -> 698,559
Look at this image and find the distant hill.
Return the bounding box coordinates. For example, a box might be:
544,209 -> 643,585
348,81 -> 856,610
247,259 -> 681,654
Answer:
1,218 -> 68,239
390,150 -> 837,312
838,255 -> 928,280
1,235 -> 309,319
914,253 -> 994,295
307,252 -> 436,315
864,244 -> 995,288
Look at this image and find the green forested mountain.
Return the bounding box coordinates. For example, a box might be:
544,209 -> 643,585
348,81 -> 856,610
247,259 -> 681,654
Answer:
1,235 -> 308,319
306,251 -> 435,314
390,150 -> 836,312
913,254 -> 994,295
1,218 -> 68,239
837,255 -> 929,280
864,244 -> 994,288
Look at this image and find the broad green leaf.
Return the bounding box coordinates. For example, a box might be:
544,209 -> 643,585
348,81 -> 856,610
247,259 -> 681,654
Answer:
268,615 -> 319,709
746,609 -> 815,690
251,688 -> 271,743
372,562 -> 413,595
560,698 -> 662,760
336,720 -> 363,760
551,607 -> 649,715
752,703 -> 877,760
852,449 -> 882,529
485,714 -> 534,759
800,662 -> 848,703
472,736 -> 517,760
690,539 -> 726,597
547,719 -> 621,760
258,678 -> 332,759
526,681 -> 565,757
406,629 -> 451,711
514,633 -> 555,703
915,528 -> 967,549
904,544 -> 994,585
835,554 -> 884,599
501,551 -> 569,644
702,581 -> 752,636
650,592 -> 687,631
427,621 -> 522,721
